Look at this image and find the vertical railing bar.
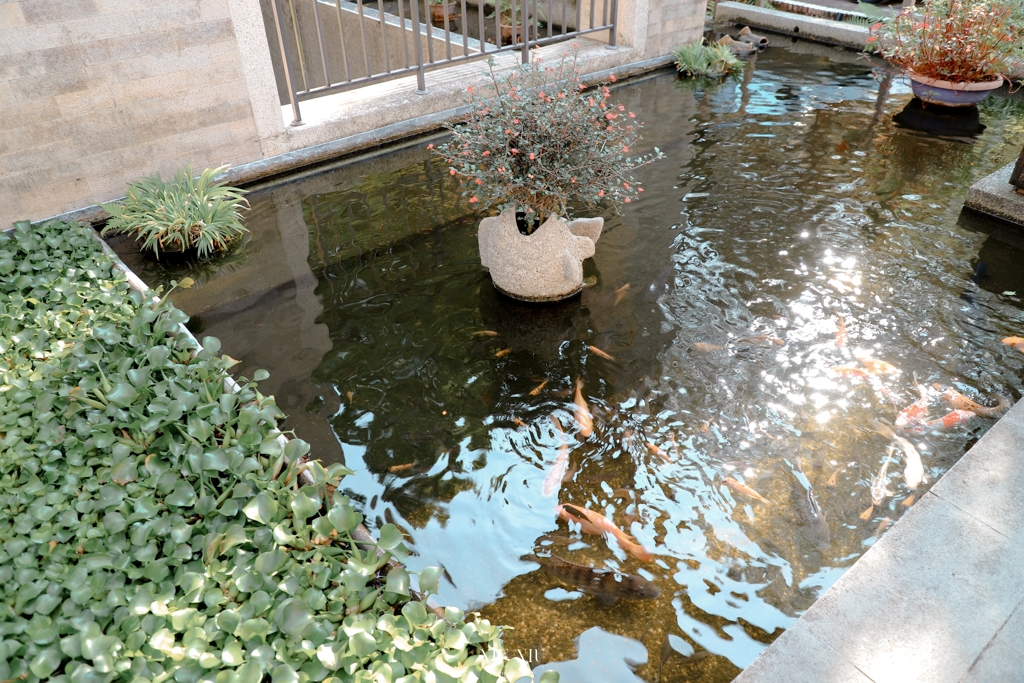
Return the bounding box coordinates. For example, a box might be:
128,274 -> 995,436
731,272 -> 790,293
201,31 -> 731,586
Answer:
546,0 -> 552,37
561,0 -> 566,35
603,0 -> 608,29
532,0 -> 538,44
588,0 -> 594,29
397,0 -> 411,67
356,0 -> 372,76
270,0 -> 303,124
424,0 -> 435,62
495,0 -> 503,49
608,0 -> 616,44
408,0 -> 428,91
287,0 -> 309,91
478,0 -> 487,51
376,0 -> 392,71
575,0 -> 581,37
461,0 -> 469,53
443,0 -> 453,60
334,0 -> 352,81
312,0 -> 331,86
520,0 -> 528,62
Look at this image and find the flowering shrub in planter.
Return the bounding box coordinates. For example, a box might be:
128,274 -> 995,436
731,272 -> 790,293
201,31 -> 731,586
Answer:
868,0 -> 1023,84
435,50 -> 655,225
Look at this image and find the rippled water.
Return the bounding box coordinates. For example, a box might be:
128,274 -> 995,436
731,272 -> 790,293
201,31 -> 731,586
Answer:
114,44 -> 1024,682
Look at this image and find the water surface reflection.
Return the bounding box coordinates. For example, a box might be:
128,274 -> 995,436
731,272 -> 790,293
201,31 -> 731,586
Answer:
118,46 -> 1024,682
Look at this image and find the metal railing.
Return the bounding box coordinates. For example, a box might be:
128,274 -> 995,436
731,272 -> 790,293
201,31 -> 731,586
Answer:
267,0 -> 618,124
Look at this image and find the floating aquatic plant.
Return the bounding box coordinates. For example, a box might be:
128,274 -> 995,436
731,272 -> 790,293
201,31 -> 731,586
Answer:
0,219 -> 550,683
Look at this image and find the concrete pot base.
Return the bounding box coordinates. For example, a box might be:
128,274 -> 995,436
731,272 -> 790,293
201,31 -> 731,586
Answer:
478,208 -> 603,303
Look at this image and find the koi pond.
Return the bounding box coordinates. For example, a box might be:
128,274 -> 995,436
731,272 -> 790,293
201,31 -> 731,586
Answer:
112,43 -> 1024,682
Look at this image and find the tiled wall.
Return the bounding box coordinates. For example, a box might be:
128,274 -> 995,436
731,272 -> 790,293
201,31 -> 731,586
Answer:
0,0 -> 263,226
645,0 -> 707,58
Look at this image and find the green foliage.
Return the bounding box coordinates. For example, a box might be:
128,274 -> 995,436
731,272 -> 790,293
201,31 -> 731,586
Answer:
101,166 -> 249,260
434,51 -> 660,221
673,41 -> 743,79
868,0 -> 1024,82
0,219 -> 545,683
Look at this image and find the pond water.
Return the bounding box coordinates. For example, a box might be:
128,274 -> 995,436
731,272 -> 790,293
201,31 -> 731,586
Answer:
112,43 -> 1024,682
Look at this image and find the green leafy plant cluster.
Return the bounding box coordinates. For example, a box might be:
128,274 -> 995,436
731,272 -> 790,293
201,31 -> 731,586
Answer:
434,50 -> 660,223
868,0 -> 1023,83
0,219 -> 549,683
101,166 -> 249,260
673,41 -> 743,79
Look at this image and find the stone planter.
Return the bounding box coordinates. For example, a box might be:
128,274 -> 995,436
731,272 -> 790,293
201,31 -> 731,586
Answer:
906,71 -> 1003,108
430,2 -> 457,25
478,208 -> 603,302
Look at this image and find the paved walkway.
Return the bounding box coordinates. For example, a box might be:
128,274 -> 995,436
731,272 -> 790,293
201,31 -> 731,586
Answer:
736,396 -> 1024,682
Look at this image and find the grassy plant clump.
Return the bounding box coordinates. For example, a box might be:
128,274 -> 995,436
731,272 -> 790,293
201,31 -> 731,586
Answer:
0,219 -> 547,683
101,166 -> 249,259
673,42 -> 743,79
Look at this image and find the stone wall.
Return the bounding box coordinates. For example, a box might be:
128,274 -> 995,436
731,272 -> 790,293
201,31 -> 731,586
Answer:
644,0 -> 706,58
0,0 -> 263,227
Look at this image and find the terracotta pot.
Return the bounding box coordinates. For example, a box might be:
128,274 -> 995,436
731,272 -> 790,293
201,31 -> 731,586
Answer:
500,21 -> 523,42
430,3 -> 456,24
906,71 -> 1003,108
477,208 -> 603,302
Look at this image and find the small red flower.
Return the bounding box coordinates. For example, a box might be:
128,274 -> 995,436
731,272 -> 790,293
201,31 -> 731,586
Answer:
609,74 -> 617,82
511,148 -> 519,154
469,196 -> 479,203
475,179 -> 483,184
622,146 -> 629,153
427,143 -> 434,149
483,150 -> 490,156
624,197 -> 631,203
598,190 -> 605,197
449,169 -> 456,175
529,153 -> 535,160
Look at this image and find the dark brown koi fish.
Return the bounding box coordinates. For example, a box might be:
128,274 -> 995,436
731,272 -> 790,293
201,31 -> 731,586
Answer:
523,553 -> 661,605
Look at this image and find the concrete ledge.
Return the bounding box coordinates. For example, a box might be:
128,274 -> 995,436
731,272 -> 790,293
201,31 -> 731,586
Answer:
737,397 -> 1024,682
714,1 -> 869,50
964,162 -> 1024,228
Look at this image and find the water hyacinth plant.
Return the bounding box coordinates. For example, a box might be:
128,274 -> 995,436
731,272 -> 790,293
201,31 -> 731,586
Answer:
673,41 -> 743,78
101,165 -> 249,259
434,50 -> 657,228
0,219 -> 550,683
868,0 -> 1023,83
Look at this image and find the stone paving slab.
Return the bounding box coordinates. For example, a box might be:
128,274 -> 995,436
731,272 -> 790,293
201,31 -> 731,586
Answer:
736,398 -> 1024,682
965,162 -> 1024,228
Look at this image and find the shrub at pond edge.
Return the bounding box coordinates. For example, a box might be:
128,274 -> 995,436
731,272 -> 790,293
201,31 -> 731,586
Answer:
0,220 -> 550,683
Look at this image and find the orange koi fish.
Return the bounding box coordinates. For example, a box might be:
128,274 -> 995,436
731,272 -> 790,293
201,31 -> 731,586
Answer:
529,379 -> 548,396
1002,336 -> 1024,351
926,409 -> 975,430
724,477 -> 769,504
542,416 -> 570,497
613,284 -> 631,306
895,388 -> 931,431
513,417 -> 528,428
573,378 -> 593,437
588,345 -> 616,362
556,503 -> 654,562
858,356 -> 899,375
836,315 -> 847,347
934,384 -> 1008,418
495,348 -> 512,358
388,462 -> 417,474
646,441 -> 671,462
736,335 -> 785,346
474,330 -> 499,337
829,365 -> 870,380
692,342 -> 724,353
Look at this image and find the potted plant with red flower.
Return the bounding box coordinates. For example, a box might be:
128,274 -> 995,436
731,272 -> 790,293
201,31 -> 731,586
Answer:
434,50 -> 658,302
868,0 -> 1022,107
